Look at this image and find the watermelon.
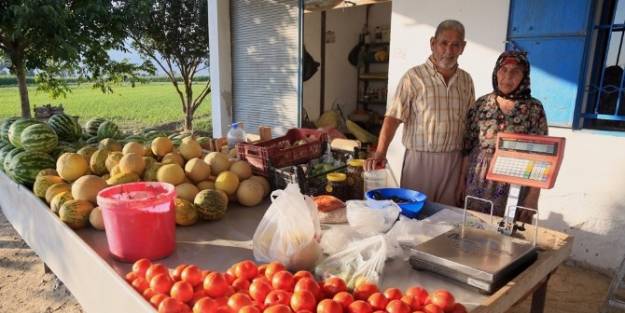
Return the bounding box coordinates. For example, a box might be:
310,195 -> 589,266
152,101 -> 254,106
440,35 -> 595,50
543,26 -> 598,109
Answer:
8,118 -> 42,148
20,123 -> 58,153
85,118 -> 106,137
8,151 -> 56,186
0,117 -> 19,142
124,135 -> 146,144
48,113 -> 82,142
0,145 -> 15,172
97,121 -> 121,139
3,147 -> 24,175
144,130 -> 168,140
194,189 -> 229,221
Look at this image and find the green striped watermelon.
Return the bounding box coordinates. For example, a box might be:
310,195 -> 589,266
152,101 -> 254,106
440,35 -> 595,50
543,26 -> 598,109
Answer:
0,140 -> 9,149
85,118 -> 106,136
97,121 -> 121,139
8,119 -> 42,148
21,124 -> 58,153
124,135 -> 146,144
3,148 -> 24,176
144,130 -> 169,140
48,113 -> 82,142
0,145 -> 15,172
9,151 -> 56,186
0,117 -> 19,142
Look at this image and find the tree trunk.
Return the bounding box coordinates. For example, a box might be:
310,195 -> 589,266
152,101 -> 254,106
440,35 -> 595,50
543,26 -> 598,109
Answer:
15,63 -> 31,118
184,106 -> 193,132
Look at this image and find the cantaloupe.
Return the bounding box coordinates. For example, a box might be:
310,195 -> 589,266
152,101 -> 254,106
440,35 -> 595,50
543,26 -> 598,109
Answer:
56,153 -> 89,182
77,145 -> 98,161
105,151 -> 124,172
36,168 -> 58,178
161,152 -> 184,166
236,179 -> 264,207
229,161 -> 253,180
71,175 -> 108,203
151,137 -> 173,157
90,149 -> 109,175
184,158 -> 211,183
106,172 -> 141,185
142,162 -> 162,182
122,141 -> 145,156
45,183 -> 71,203
214,171 -> 240,196
194,189 -> 228,221
157,163 -> 185,185
118,153 -> 146,175
98,138 -> 122,152
204,152 -> 230,176
143,156 -> 156,169
50,191 -> 74,214
175,183 -> 200,202
89,207 -> 105,230
109,164 -> 123,177
196,180 -> 215,191
179,137 -> 202,161
228,148 -> 238,159
248,175 -> 271,197
174,198 -> 199,226
59,200 -> 94,229
33,175 -> 65,198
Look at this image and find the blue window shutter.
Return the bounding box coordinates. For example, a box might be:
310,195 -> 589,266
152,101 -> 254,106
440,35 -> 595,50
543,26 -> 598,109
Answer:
507,0 -> 594,127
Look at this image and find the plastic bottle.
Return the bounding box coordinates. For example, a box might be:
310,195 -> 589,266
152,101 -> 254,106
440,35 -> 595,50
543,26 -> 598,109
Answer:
227,122 -> 247,149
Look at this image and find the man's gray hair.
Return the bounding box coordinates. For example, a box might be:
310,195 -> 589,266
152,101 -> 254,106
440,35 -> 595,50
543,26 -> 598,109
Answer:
434,20 -> 465,40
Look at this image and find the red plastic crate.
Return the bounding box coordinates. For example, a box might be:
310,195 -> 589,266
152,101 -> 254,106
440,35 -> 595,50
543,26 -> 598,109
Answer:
237,128 -> 328,176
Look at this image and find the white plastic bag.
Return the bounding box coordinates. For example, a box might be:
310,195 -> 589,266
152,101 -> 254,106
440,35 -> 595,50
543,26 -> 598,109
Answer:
315,235 -> 387,289
253,183 -> 322,270
346,200 -> 400,235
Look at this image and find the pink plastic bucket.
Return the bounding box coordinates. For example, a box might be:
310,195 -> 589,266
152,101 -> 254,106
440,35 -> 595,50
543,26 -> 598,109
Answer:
97,182 -> 176,262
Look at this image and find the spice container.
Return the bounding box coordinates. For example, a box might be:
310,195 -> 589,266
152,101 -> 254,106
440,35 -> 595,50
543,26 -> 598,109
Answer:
346,159 -> 365,200
325,173 -> 347,201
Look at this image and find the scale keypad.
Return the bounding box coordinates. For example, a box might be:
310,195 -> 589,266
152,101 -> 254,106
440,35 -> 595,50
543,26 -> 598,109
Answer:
492,157 -> 551,181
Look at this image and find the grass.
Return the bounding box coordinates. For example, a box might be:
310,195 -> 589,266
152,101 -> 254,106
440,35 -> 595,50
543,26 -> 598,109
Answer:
0,82 -> 212,134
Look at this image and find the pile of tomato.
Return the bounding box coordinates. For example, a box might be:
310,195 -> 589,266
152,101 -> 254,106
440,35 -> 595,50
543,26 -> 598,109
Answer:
124,259 -> 467,313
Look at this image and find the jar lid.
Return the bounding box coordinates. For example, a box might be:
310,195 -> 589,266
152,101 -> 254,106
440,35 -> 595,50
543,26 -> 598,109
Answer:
326,173 -> 347,182
347,159 -> 365,167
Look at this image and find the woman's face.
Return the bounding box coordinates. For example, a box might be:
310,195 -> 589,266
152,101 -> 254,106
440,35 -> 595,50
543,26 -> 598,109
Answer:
496,62 -> 524,95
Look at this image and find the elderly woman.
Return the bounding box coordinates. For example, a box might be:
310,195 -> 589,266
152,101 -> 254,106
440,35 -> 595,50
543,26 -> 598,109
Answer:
459,51 -> 548,222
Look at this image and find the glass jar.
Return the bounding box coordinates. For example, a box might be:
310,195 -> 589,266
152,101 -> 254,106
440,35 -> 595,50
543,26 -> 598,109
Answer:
346,159 -> 365,200
364,169 -> 387,197
325,172 -> 347,201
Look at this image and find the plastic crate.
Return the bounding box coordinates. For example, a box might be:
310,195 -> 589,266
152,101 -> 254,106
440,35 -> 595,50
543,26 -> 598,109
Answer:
237,128 -> 328,176
272,162 -> 347,197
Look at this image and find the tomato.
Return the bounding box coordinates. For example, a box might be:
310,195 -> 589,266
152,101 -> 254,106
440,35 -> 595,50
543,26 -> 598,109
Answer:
204,272 -> 231,298
181,265 -> 204,287
290,290 -> 316,312
225,273 -> 237,285
171,281 -> 194,303
265,290 -> 292,306
353,283 -> 379,301
294,278 -> 322,300
385,299 -> 411,313
399,295 -> 421,311
264,304 -> 292,313
235,260 -> 259,281
272,271 -> 295,292
228,293 -> 254,312
240,304 -> 262,313
422,304 -> 443,313
151,294 -> 169,308
132,277 -> 149,293
143,288 -> 159,300
173,264 -> 189,281
202,270 -> 212,280
332,291 -> 354,311
405,287 -> 428,306
428,290 -> 454,312
233,277 -> 251,292
366,293 -> 388,311
215,305 -> 235,313
249,279 -> 273,304
347,300 -> 372,313
147,264 -> 171,282
321,277 -> 347,298
293,271 -> 315,282
264,262 -> 286,280
253,276 -> 272,285
449,303 -> 467,313
126,271 -> 139,283
258,264 -> 268,277
383,288 -> 403,301
316,299 -> 342,313
151,273 -> 175,294
133,258 -> 152,277
159,297 -> 185,313
193,298 -> 217,313
190,290 -> 208,306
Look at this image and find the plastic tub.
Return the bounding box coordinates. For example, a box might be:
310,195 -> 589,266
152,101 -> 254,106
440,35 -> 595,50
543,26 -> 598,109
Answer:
365,188 -> 427,218
97,182 -> 176,262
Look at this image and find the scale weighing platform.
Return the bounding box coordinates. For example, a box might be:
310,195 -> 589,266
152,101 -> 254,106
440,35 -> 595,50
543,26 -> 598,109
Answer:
408,133 -> 566,294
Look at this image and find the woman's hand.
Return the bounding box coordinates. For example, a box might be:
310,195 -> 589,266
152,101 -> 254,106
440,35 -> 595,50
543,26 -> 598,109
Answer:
365,151 -> 387,171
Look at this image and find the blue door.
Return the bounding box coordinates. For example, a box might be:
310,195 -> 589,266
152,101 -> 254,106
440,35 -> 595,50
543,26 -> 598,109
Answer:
507,0 -> 595,127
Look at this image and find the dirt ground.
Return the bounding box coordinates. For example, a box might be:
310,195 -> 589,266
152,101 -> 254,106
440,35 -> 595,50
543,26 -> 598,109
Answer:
0,209 -> 617,313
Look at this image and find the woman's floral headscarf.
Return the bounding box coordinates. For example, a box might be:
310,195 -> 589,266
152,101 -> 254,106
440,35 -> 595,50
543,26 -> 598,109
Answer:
492,51 -> 531,100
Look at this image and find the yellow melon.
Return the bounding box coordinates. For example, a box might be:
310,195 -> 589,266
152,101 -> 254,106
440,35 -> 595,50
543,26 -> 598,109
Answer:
33,175 -> 65,199
184,158 -> 211,183
142,162 -> 162,182
90,149 -> 109,175
228,148 -> 238,159
36,168 -> 58,178
122,141 -> 145,156
101,173 -> 110,180
45,183 -> 71,203
118,153 -> 146,175
174,198 -> 199,226
204,152 -> 231,175
50,191 -> 73,214
196,180 -> 215,191
175,183 -> 200,202
161,152 -> 184,166
157,163 -> 185,185
56,153 -> 89,182
71,175 -> 108,204
236,179 -> 264,207
77,145 -> 98,161
105,151 -> 124,172
106,172 -> 140,185
59,200 -> 94,229
143,156 -> 156,169
179,137 -> 202,160
151,137 -> 173,157
248,175 -> 271,197
89,207 -> 105,230
230,161 -> 253,180
215,171 -> 240,196
109,164 -> 123,177
98,138 -> 122,152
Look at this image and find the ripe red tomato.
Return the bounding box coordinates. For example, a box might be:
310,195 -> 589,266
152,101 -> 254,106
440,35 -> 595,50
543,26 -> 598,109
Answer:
204,272 -> 231,298
353,283 -> 379,301
385,299 -> 411,313
272,271 -> 295,292
147,264 -> 171,282
235,260 -> 259,281
290,290 -> 316,312
253,276 -> 272,286
265,290 -> 292,307
367,292 -> 388,311
159,297 -> 185,313
190,290 -> 208,307
348,300 -> 372,313
383,288 -> 403,301
264,304 -> 292,313
316,299 -> 342,313
143,288 -> 159,300
233,277 -> 251,292
258,264 -> 268,277
215,305 -> 235,313
171,281 -> 194,303
151,273 -> 174,294
332,291 -> 354,311
240,304 -> 262,313
132,277 -> 149,293
173,264 -> 189,281
422,304 -> 443,313
151,294 -> 169,308
228,293 -> 254,312
133,258 -> 152,277
399,295 -> 421,311
321,277 -> 347,298
449,303 -> 467,313
249,280 -> 273,303
126,271 -> 139,283
293,271 -> 315,282
225,273 -> 236,285
193,297 -> 218,313
294,278 -> 322,300
181,265 -> 204,287
428,290 -> 455,312
264,262 -> 286,280
405,287 -> 428,306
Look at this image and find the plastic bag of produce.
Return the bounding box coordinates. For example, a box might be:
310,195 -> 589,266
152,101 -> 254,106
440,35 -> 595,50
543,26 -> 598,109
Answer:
315,235 -> 387,289
346,200 -> 400,235
253,183 -> 322,271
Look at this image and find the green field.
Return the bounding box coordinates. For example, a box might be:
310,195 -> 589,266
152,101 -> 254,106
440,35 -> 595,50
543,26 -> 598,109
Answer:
0,82 -> 212,134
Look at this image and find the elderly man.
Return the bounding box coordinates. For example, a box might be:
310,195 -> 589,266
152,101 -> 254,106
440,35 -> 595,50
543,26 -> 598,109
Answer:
365,19 -> 475,206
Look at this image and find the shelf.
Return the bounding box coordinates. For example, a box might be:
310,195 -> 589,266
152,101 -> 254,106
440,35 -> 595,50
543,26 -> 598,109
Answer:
358,72 -> 388,80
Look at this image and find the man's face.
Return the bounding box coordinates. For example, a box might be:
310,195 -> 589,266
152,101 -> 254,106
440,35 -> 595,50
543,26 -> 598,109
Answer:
430,30 -> 466,71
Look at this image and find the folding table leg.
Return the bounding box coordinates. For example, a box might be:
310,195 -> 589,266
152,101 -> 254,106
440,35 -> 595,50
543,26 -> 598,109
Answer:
530,273 -> 552,313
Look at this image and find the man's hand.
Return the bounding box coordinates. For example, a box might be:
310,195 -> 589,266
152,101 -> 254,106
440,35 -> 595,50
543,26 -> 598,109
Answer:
365,151 -> 387,171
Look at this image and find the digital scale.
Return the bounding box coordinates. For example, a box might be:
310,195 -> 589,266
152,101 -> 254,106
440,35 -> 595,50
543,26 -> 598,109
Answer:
407,133 -> 566,293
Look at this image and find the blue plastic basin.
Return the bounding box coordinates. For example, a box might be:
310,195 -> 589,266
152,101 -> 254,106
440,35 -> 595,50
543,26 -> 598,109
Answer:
365,188 -> 427,218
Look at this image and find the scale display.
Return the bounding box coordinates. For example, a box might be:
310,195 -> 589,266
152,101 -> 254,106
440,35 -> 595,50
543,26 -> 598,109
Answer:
487,133 -> 565,189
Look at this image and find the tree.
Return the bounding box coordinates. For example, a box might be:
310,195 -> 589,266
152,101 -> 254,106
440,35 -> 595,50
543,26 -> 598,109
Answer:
0,0 -> 153,118
124,0 -> 211,132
